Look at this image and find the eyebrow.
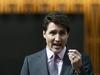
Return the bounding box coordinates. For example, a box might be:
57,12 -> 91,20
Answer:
60,30 -> 66,32
50,29 -> 66,32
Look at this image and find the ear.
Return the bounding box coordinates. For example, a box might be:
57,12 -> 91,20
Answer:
43,30 -> 46,39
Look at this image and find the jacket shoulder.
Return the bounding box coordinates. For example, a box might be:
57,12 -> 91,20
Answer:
25,48 -> 46,62
80,52 -> 90,60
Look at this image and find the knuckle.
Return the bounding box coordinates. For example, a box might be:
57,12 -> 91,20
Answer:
71,53 -> 74,55
74,50 -> 77,53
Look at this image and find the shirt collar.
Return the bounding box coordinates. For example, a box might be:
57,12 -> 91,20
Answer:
46,46 -> 66,60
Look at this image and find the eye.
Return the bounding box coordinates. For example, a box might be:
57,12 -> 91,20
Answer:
50,31 -> 56,35
60,31 -> 65,35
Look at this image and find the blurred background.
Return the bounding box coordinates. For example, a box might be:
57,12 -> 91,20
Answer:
0,0 -> 99,75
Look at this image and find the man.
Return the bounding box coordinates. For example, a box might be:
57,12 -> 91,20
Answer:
20,11 -> 94,75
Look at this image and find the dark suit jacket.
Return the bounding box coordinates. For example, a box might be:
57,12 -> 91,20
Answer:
20,46 -> 94,75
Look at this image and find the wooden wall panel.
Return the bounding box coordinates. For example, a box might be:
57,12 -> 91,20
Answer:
4,0 -> 19,14
37,0 -> 53,14
53,0 -> 68,13
0,0 -> 4,14
18,0 -> 36,14
84,1 -> 100,74
71,0 -> 84,14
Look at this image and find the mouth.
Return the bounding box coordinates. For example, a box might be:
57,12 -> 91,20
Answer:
53,43 -> 61,48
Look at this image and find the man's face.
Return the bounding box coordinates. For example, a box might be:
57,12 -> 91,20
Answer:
43,22 -> 69,54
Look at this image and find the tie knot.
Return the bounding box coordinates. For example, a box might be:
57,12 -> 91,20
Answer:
53,54 -> 59,60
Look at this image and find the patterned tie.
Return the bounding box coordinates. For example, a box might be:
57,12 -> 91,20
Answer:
49,54 -> 58,75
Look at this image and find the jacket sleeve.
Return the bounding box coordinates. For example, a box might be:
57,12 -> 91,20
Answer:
20,56 -> 30,75
79,55 -> 94,75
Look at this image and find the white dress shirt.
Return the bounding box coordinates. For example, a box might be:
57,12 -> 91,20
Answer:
46,46 -> 66,75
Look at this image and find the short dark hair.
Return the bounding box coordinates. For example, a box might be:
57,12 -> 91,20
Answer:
43,11 -> 70,33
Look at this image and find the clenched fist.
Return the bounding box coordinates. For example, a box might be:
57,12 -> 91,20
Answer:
68,49 -> 82,74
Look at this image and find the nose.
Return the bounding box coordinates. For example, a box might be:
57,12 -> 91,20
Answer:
55,34 -> 61,42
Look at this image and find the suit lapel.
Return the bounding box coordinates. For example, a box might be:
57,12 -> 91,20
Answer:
60,46 -> 73,75
36,47 -> 73,75
37,49 -> 49,75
